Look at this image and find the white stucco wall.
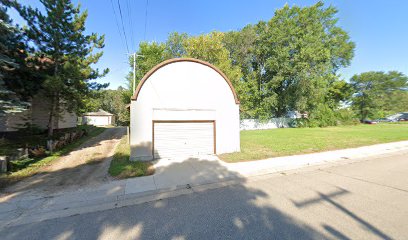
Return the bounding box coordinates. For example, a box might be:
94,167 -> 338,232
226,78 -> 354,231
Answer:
130,60 -> 240,161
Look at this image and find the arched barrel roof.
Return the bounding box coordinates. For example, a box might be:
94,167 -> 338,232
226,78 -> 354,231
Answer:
131,58 -> 240,104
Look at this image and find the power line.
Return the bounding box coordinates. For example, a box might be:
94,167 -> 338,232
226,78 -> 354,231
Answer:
144,0 -> 149,40
126,0 -> 135,51
109,0 -> 127,52
117,0 -> 130,53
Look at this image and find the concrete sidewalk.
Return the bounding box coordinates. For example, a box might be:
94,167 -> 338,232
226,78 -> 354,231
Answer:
1,140 -> 408,228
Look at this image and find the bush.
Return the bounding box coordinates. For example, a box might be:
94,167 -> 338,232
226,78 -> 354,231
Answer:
335,108 -> 360,125
305,104 -> 337,127
294,106 -> 359,128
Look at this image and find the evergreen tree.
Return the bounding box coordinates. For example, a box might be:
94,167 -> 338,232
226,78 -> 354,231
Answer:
17,0 -> 109,136
0,1 -> 40,115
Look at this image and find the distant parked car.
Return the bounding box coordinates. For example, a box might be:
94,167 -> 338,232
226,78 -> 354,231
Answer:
376,118 -> 389,122
361,119 -> 378,124
397,117 -> 408,122
387,112 -> 408,122
375,118 -> 394,122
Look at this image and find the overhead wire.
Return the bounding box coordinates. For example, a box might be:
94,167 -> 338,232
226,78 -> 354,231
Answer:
144,0 -> 149,40
125,0 -> 135,51
116,0 -> 130,53
109,0 -> 127,52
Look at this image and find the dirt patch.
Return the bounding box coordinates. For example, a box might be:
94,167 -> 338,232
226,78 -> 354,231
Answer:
2,127 -> 126,196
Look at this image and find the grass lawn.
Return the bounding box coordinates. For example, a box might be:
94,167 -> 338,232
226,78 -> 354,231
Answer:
219,123 -> 408,162
109,136 -> 154,179
0,126 -> 106,188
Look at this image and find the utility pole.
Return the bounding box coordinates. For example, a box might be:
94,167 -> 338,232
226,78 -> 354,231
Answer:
129,53 -> 144,93
133,52 -> 136,93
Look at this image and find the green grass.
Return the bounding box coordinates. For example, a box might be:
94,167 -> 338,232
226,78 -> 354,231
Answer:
0,126 -> 106,188
108,136 -> 154,179
219,123 -> 408,162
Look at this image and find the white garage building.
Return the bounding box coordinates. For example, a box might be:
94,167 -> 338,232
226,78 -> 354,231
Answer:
82,109 -> 115,126
130,58 -> 240,161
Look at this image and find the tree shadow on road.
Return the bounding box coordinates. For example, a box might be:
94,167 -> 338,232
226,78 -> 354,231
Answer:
2,158 -> 328,240
1,157 -> 396,240
292,187 -> 393,240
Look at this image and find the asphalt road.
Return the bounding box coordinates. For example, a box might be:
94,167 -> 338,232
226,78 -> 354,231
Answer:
1,151 -> 407,240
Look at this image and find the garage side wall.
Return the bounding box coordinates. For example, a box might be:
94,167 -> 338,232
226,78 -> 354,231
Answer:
130,96 -> 154,161
130,61 -> 240,161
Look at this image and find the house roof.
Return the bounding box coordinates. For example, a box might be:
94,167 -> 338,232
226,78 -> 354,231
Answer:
83,109 -> 114,116
130,58 -> 240,104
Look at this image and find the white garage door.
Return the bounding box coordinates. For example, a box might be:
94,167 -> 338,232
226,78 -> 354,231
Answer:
92,116 -> 109,126
153,121 -> 215,159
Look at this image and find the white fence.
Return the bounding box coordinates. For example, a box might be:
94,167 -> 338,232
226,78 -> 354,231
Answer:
240,118 -> 292,130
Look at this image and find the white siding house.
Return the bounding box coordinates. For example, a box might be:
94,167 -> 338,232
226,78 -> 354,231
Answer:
130,58 -> 240,161
82,110 -> 115,126
0,92 -> 77,132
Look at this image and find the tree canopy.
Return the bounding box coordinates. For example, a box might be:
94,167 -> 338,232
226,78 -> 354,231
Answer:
16,0 -> 109,136
227,2 -> 355,119
83,87 -> 130,125
127,2 -> 356,124
350,71 -> 408,120
0,1 -> 41,115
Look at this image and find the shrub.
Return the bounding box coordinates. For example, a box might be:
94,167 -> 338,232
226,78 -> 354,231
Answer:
306,104 -> 337,127
335,108 -> 360,125
295,106 -> 359,128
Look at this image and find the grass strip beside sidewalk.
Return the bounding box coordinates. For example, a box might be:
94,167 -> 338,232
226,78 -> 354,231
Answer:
220,123 -> 408,162
109,136 -> 154,179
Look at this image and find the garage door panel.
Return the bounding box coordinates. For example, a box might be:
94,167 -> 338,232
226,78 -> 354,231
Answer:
153,122 -> 214,159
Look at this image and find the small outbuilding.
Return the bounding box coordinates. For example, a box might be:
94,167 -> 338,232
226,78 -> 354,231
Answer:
82,109 -> 115,126
130,58 -> 240,161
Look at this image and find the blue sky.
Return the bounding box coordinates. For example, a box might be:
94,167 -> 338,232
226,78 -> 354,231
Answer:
8,0 -> 408,89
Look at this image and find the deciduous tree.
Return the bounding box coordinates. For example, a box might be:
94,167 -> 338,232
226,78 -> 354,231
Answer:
350,71 -> 408,120
183,32 -> 242,86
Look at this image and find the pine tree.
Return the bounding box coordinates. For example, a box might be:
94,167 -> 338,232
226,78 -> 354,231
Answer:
18,0 -> 109,136
0,1 -> 39,115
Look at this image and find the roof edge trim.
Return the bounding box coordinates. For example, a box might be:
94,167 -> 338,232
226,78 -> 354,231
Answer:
130,58 -> 240,104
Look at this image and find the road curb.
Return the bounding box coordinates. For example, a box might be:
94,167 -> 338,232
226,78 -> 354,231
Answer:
1,141 -> 408,228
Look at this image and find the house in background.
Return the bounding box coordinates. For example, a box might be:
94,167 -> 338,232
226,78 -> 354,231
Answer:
82,109 -> 115,126
0,92 -> 77,132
